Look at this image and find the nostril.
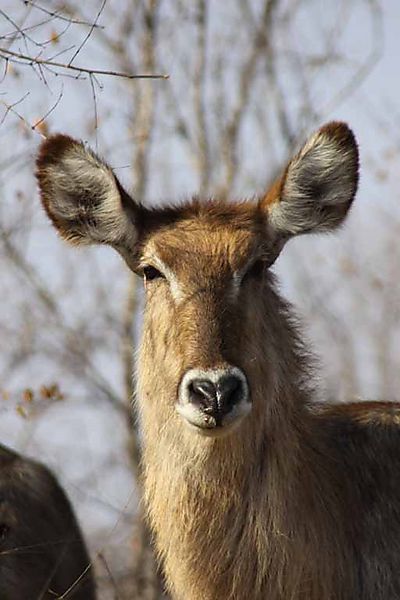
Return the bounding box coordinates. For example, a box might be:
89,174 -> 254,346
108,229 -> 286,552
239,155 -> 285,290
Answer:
219,376 -> 241,397
188,380 -> 217,409
217,375 -> 243,411
190,380 -> 217,401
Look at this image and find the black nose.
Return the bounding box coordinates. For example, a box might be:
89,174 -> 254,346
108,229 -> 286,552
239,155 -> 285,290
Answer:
188,375 -> 244,424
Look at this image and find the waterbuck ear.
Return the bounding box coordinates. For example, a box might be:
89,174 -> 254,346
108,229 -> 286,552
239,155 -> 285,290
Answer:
261,122 -> 359,239
36,135 -> 140,251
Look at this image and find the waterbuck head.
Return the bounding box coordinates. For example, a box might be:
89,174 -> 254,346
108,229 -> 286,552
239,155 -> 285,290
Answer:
36,123 -> 358,440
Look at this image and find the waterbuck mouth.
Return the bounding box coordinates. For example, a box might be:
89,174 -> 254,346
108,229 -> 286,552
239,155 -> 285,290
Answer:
176,366 -> 252,436
176,400 -> 252,437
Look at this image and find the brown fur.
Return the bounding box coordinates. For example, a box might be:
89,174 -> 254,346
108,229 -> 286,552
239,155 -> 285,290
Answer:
136,205 -> 352,600
35,122 -> 400,599
0,444 -> 96,599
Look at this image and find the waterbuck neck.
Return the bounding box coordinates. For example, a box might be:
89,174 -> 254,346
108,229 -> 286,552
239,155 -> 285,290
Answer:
137,296 -> 352,600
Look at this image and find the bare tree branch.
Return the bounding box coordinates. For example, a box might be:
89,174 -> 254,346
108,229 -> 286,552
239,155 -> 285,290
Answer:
193,0 -> 210,195
0,47 -> 169,80
68,0 -> 107,65
220,0 -> 279,196
24,1 -> 106,29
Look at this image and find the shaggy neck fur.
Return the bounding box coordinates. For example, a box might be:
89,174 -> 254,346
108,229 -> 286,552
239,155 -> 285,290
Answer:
138,290 -> 357,600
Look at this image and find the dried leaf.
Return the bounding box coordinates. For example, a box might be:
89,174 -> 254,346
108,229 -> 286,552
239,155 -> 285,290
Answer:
34,120 -> 49,136
22,388 -> 34,403
16,405 -> 28,419
50,30 -> 59,44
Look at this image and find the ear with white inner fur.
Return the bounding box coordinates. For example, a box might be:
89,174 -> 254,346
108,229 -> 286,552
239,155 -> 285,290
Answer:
36,135 -> 141,251
261,122 -> 359,240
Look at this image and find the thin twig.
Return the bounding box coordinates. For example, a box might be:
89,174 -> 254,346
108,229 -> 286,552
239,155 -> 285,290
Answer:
0,8 -> 39,49
33,86 -> 64,131
194,0 -> 210,195
220,0 -> 279,196
23,1 -> 105,28
321,0 -> 383,115
68,0 -> 107,65
0,87 -> 63,137
0,92 -> 30,127
0,47 -> 169,79
89,73 -> 99,145
97,552 -> 122,600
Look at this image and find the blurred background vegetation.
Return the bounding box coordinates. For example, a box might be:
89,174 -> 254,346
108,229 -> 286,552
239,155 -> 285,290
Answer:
0,1 -> 399,597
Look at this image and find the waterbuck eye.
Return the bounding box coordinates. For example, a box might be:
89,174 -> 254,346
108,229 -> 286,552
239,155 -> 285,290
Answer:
143,265 -> 164,283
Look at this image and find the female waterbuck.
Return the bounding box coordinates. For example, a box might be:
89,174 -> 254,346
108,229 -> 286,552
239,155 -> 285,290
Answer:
36,123 -> 400,600
0,444 -> 96,599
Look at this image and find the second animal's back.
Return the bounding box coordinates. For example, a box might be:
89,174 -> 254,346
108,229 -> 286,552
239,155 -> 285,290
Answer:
0,444 -> 96,600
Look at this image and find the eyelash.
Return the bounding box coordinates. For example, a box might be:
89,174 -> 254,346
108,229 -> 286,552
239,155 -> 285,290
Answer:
141,260 -> 265,287
143,265 -> 164,283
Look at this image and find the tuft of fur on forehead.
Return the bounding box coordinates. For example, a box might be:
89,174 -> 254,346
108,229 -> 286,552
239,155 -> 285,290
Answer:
139,197 -> 265,235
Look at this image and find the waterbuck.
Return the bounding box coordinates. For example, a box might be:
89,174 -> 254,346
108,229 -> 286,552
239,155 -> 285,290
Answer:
0,444 -> 96,599
36,122 -> 400,600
